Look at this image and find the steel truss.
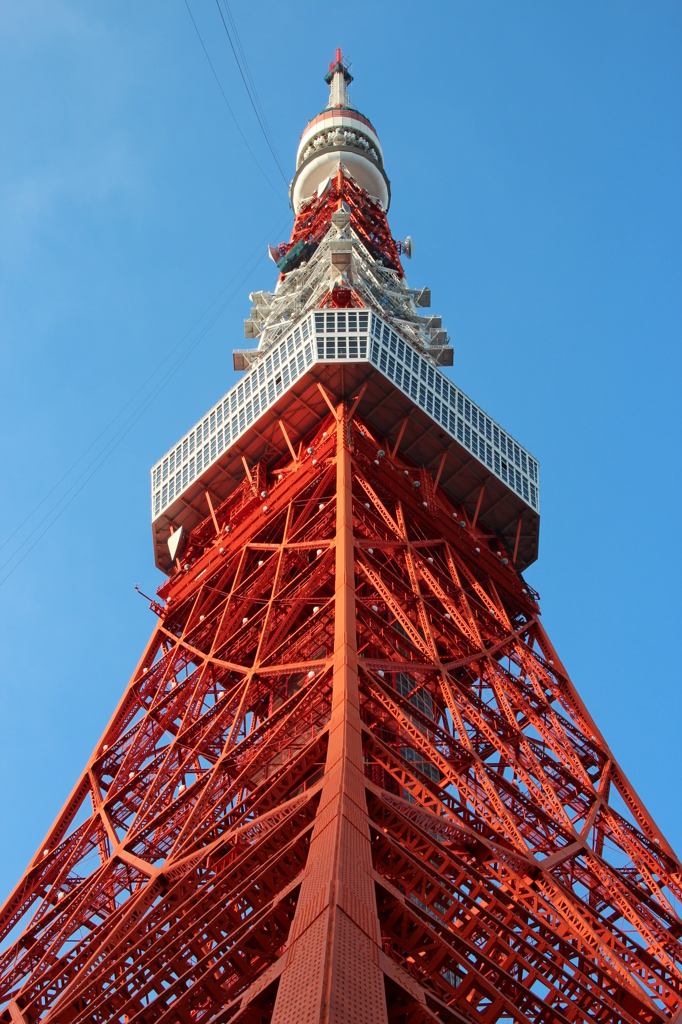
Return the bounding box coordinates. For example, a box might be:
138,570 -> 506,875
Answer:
247,169 -> 442,359
1,407 -> 680,1024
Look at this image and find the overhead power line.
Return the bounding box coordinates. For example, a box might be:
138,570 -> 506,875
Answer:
221,1 -> 281,166
1,3 -> 296,588
0,210 -> 293,589
214,0 -> 288,188
183,0 -> 287,203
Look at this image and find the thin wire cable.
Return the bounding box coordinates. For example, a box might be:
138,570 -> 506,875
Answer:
214,0 -> 288,187
215,0 -> 285,183
222,1 -> 279,163
0,254 -> 261,589
0,211 -> 292,587
183,0 -> 287,203
0,209 -> 290,561
1,261 -> 256,557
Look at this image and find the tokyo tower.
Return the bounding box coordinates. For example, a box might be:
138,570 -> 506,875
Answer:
2,49 -> 681,1024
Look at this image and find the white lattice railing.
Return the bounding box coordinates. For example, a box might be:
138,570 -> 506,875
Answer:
151,308 -> 539,521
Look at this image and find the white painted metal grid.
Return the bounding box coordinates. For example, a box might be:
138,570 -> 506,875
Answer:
151,315 -> 316,520
151,308 -> 539,521
366,313 -> 540,511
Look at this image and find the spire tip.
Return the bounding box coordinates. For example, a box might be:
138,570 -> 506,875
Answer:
324,47 -> 353,107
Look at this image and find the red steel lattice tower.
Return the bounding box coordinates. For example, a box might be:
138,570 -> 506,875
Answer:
2,52 -> 681,1024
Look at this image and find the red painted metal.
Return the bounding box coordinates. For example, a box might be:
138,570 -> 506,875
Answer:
326,48 -> 351,86
280,167 -> 403,278
317,284 -> 364,308
1,409 -> 681,1023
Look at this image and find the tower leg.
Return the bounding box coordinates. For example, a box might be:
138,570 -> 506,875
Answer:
271,408 -> 388,1024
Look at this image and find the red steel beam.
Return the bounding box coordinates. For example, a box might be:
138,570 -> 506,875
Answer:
0,411 -> 679,1024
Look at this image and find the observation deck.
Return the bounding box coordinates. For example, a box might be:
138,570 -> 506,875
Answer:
150,309 -> 540,575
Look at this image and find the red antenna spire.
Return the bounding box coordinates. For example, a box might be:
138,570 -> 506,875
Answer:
325,47 -> 353,101
329,46 -> 344,75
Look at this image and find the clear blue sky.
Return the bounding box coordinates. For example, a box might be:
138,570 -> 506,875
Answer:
1,2 -> 680,899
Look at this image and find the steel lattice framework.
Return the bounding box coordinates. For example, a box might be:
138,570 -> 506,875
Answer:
1,406 -> 681,1024
3,47 -> 682,1024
